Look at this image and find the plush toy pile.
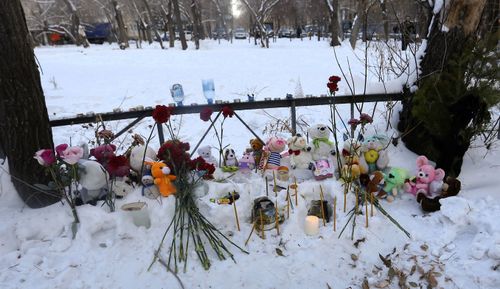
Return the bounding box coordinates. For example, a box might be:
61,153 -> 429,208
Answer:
43,119 -> 461,217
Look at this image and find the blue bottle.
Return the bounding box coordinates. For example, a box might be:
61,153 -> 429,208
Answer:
170,84 -> 184,106
202,79 -> 215,104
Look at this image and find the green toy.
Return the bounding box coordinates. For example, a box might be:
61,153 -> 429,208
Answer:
383,167 -> 408,202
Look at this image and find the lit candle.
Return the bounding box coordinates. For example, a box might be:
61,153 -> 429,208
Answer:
304,215 -> 320,236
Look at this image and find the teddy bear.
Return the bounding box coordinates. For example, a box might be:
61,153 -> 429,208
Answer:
308,124 -> 337,180
359,171 -> 385,199
262,136 -> 286,170
404,155 -> 445,197
340,137 -> 365,181
359,135 -> 390,174
238,152 -> 255,173
197,145 -> 217,167
308,124 -> 336,161
249,138 -> 264,165
129,145 -> 157,172
144,160 -> 177,197
77,159 -> 110,205
287,134 -> 313,170
379,167 -> 409,202
417,177 -> 461,212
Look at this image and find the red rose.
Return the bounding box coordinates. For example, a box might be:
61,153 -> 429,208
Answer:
329,75 -> 341,83
327,82 -> 338,92
221,106 -> 234,118
152,105 -> 174,123
348,118 -> 360,126
360,113 -> 373,124
107,155 -> 130,177
200,107 -> 213,122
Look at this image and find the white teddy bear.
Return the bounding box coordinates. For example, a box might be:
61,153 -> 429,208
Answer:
308,124 -> 337,180
78,160 -> 109,204
287,134 -> 313,170
308,124 -> 337,161
197,145 -> 217,166
129,145 -> 157,172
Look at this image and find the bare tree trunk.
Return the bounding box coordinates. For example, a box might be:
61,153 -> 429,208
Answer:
142,0 -> 164,48
161,3 -> 176,48
0,0 -> 59,208
380,0 -> 389,41
172,0 -> 188,49
62,0 -> 89,47
325,0 -> 341,46
349,0 -> 365,49
191,0 -> 201,49
136,21 -> 143,48
133,1 -> 153,44
112,0 -> 129,49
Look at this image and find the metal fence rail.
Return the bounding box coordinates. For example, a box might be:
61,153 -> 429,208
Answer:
49,93 -> 404,127
49,93 -> 404,145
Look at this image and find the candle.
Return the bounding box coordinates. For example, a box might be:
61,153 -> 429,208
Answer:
232,192 -> 240,231
121,202 -> 151,228
343,184 -> 347,212
294,178 -> 298,206
305,215 -> 320,235
370,192 -> 374,217
365,193 -> 369,228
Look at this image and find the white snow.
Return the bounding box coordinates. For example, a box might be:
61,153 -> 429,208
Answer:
1,39 -> 499,289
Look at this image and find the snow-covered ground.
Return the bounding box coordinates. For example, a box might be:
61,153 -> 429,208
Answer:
1,39 -> 499,289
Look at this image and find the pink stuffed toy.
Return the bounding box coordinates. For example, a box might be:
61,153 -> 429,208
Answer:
404,155 -> 445,197
263,136 -> 286,170
239,152 -> 256,173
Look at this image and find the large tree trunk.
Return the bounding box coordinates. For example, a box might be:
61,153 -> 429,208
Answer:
398,0 -> 493,177
112,0 -> 129,49
0,0 -> 59,208
172,0 -> 188,50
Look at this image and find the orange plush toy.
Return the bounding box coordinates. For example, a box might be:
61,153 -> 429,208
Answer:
145,161 -> 177,197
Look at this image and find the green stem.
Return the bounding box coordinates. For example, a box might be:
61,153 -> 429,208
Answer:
140,122 -> 157,177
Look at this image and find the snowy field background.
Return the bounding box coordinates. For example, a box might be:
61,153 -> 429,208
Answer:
0,39 -> 499,289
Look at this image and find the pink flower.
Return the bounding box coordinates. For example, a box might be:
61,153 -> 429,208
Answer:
61,146 -> 84,165
55,144 -> 68,157
34,149 -> 56,166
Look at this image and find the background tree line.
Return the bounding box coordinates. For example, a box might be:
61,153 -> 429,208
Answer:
21,0 -> 425,49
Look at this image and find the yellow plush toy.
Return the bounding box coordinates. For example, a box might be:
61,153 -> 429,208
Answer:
145,161 -> 177,197
341,138 -> 366,181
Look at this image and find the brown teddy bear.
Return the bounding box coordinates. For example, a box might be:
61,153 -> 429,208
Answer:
359,171 -> 385,199
249,138 -> 264,165
416,177 -> 461,212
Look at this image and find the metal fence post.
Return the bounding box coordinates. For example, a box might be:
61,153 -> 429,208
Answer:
157,123 -> 165,145
291,100 -> 297,136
